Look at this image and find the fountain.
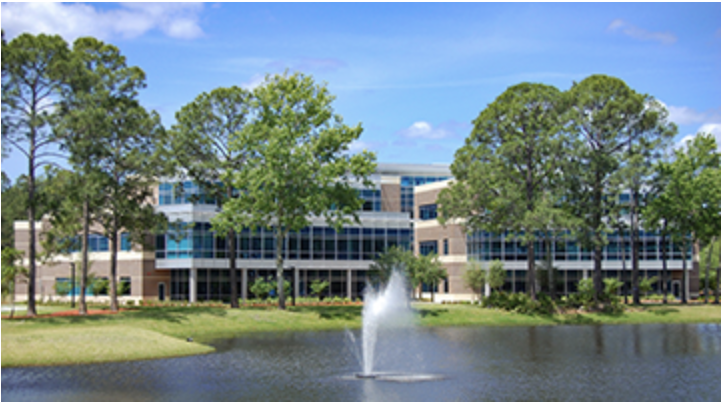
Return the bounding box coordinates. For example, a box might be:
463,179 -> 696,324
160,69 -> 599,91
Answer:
345,269 -> 444,382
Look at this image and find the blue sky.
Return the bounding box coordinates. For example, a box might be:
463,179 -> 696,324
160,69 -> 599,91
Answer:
2,2 -> 721,182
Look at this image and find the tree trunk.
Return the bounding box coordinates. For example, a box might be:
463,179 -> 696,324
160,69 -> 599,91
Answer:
79,198 -> 90,315
547,235 -> 555,300
27,150 -> 37,317
109,228 -> 119,312
716,266 -> 721,304
228,230 -> 239,308
70,262 -> 76,308
620,232 -> 628,305
704,236 -> 715,304
276,226 -> 286,310
631,192 -> 640,305
681,244 -> 688,304
527,240 -> 537,300
10,286 -> 16,319
661,223 -> 668,305
227,187 -> 239,308
594,245 -> 603,306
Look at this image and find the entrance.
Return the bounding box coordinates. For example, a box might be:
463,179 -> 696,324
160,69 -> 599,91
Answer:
158,283 -> 166,301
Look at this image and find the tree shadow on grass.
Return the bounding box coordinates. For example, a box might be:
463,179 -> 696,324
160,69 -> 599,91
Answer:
648,307 -> 680,316
28,306 -> 229,325
290,305 -> 362,321
414,308 -> 448,318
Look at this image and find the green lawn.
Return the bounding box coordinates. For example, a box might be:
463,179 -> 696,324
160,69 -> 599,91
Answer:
2,303 -> 720,368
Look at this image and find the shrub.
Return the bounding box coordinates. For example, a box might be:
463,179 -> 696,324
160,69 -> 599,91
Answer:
54,280 -> 72,297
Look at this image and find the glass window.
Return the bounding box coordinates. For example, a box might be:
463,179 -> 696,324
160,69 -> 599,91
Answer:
419,240 -> 438,256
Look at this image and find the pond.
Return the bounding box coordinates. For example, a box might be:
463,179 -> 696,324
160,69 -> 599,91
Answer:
2,323 -> 720,401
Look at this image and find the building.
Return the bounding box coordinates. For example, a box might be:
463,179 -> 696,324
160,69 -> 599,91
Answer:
412,180 -> 697,302
13,162 -> 696,303
13,163 -> 452,303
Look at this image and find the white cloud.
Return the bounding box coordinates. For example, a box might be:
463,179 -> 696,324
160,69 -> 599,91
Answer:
241,74 -> 267,91
667,105 -> 710,125
347,140 -> 385,154
606,19 -> 677,45
397,121 -> 453,140
675,124 -> 722,152
1,2 -> 205,41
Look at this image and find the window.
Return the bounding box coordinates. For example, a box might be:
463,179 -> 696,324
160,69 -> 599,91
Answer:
419,204 -> 438,220
419,240 -> 438,256
443,239 -> 449,255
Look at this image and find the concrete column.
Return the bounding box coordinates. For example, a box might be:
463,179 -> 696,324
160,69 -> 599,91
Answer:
484,283 -> 491,297
241,269 -> 248,302
583,269 -> 589,279
346,269 -> 352,299
294,267 -> 300,300
189,268 -> 197,303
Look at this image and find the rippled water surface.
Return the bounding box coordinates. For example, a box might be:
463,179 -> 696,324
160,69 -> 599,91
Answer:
2,323 -> 720,401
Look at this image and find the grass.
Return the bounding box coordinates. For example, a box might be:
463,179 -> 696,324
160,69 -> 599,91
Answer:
2,302 -> 720,368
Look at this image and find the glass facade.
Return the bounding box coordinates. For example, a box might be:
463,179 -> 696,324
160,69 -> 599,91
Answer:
419,240 -> 438,256
69,233 -> 132,253
466,230 -> 691,262
169,268 -> 370,302
418,204 -> 438,220
156,222 -> 412,261
400,176 -> 451,215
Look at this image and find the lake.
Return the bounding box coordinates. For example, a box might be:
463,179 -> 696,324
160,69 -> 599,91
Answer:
2,323 -> 720,401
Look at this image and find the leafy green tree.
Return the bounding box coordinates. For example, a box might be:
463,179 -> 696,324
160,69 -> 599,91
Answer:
463,259 -> 487,301
54,279 -> 71,297
90,277 -> 109,297
2,33 -> 71,317
645,134 -> 720,304
564,74 -> 675,304
1,247 -> 28,318
486,259 -> 506,292
638,276 -> 658,297
67,38 -> 167,312
417,253 -> 447,302
369,245 -> 414,286
309,279 -> 330,301
212,72 -> 376,310
438,83 -> 566,300
700,238 -> 720,303
169,86 -> 252,308
249,277 -> 273,300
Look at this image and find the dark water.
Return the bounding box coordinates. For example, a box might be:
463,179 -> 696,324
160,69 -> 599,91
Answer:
2,323 -> 720,401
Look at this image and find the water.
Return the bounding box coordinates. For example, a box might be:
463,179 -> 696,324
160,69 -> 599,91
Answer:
2,323 -> 720,401
358,270 -> 413,376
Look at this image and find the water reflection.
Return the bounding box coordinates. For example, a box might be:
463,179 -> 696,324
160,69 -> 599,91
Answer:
2,324 -> 720,402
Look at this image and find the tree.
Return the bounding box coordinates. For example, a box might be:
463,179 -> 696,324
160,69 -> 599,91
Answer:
369,245 -> 415,287
212,72 -> 376,310
700,238 -> 721,303
645,134 -> 720,304
66,38 -> 167,313
2,33 -> 71,317
438,83 -> 566,300
564,74 -> 675,305
169,86 -> 251,308
638,276 -> 658,298
417,253 -> 447,303
1,248 -> 28,319
309,279 -> 330,301
464,259 -> 487,302
486,260 -> 506,292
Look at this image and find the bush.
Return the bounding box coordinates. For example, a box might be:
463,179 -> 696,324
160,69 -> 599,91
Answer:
54,280 -> 72,297
480,291 -> 555,315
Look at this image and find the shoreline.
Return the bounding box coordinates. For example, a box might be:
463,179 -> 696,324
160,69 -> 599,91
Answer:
2,303 -> 720,368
